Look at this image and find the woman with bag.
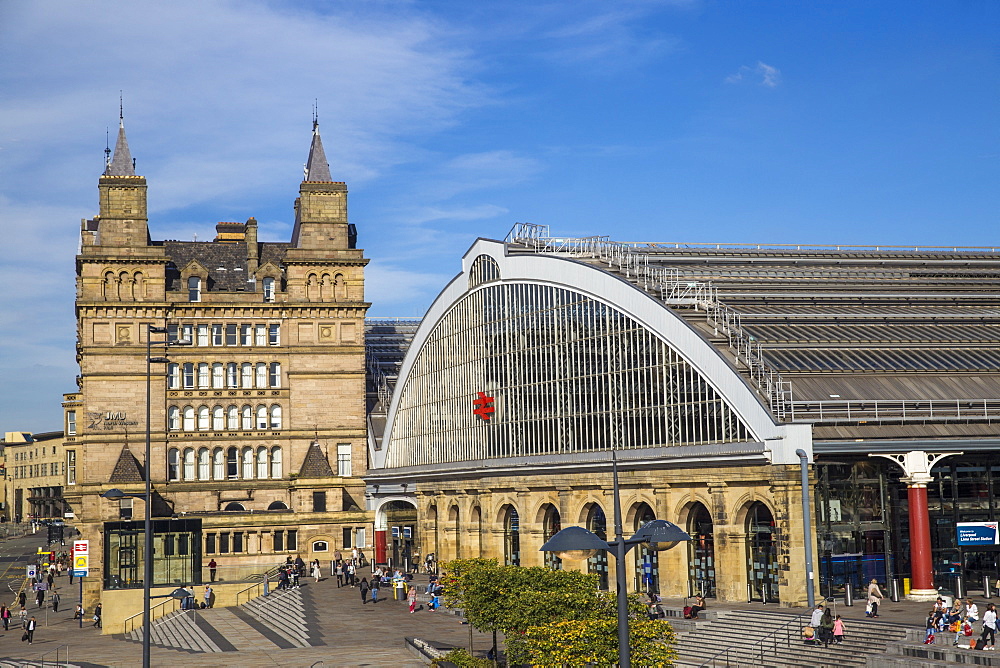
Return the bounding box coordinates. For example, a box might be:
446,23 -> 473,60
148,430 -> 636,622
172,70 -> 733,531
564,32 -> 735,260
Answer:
867,579 -> 883,618
980,603 -> 997,650
819,608 -> 835,647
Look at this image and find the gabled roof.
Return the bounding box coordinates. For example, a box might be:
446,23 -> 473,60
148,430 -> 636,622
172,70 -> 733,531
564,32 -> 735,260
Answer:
304,122 -> 333,182
105,121 -> 135,177
109,443 -> 144,484
299,440 -> 335,477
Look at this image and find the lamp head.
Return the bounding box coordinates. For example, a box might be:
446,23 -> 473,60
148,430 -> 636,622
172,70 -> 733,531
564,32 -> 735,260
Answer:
539,525 -> 609,561
631,519 -> 691,551
100,488 -> 127,500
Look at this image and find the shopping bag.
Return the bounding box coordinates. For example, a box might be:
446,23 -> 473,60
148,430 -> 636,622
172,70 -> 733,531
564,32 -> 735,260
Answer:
964,622 -> 974,636
802,626 -> 815,638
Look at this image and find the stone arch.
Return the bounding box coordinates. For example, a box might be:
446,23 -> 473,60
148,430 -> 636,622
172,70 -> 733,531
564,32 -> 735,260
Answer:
629,501 -> 659,593
306,272 -> 319,302
447,504 -> 461,560
132,271 -> 145,300
673,493 -> 716,524
469,505 -> 483,558
334,273 -> 347,301
499,503 -> 521,566
684,500 -> 717,598
268,501 -> 288,510
539,503 -> 562,570
624,493 -> 661,526
574,496 -> 608,525
118,270 -> 132,301
103,270 -> 117,300
320,272 -> 332,301
584,502 -> 610,589
528,494 -> 562,526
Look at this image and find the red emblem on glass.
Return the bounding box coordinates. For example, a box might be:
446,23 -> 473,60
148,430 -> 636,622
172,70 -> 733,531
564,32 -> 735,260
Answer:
473,392 -> 495,421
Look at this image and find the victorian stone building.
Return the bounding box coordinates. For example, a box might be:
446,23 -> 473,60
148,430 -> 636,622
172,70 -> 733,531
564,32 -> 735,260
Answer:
66,117 -> 370,606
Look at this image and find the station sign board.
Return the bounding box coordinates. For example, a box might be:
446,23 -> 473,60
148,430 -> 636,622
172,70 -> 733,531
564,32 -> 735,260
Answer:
957,522 -> 1000,546
72,540 -> 89,578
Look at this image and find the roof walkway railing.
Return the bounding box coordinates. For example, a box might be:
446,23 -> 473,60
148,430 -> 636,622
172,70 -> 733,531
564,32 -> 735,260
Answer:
790,398 -> 1000,425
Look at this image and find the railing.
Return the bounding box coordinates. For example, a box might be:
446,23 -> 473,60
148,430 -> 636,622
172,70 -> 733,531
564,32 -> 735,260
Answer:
18,643 -> 71,668
790,398 -> 1000,424
123,595 -> 180,636
235,579 -> 267,608
506,223 -> 793,420
697,612 -> 811,668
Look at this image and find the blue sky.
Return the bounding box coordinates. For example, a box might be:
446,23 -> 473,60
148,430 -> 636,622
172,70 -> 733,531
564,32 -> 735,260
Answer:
1,0 -> 997,432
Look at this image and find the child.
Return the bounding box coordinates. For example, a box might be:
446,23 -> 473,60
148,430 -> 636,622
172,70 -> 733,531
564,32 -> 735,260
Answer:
833,614 -> 846,644
924,610 -> 936,644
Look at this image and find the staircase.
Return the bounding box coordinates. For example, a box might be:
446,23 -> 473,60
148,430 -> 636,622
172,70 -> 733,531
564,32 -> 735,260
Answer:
673,609 -> 908,668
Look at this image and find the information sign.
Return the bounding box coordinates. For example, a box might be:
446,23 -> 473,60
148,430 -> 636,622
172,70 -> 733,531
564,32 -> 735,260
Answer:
72,539 -> 89,578
957,522 -> 1000,546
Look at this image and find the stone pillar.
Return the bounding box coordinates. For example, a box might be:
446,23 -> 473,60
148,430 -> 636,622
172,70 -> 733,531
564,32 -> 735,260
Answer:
870,450 -> 962,601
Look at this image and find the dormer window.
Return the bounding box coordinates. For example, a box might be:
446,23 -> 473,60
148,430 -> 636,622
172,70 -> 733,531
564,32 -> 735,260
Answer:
188,276 -> 202,302
262,277 -> 275,303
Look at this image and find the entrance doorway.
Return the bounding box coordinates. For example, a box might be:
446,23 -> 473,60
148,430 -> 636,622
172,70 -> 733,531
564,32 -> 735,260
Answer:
746,502 -> 779,603
688,502 -> 716,598
587,504 -> 609,590
384,500 -> 418,570
633,503 -> 658,593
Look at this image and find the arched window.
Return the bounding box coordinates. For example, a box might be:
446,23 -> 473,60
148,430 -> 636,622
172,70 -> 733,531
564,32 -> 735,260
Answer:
213,447 -> 224,480
241,363 -> 253,388
226,405 -> 238,430
334,273 -> 347,301
688,502 -> 716,599
469,254 -> 501,288
503,505 -> 520,567
188,276 -> 201,302
256,363 -> 267,388
119,271 -> 131,301
312,541 -> 329,552
270,405 -> 282,429
268,501 -> 288,510
224,502 -> 244,512
226,447 -> 238,479
167,448 -> 179,481
269,362 -> 281,387
320,273 -> 332,301
262,276 -> 275,303
197,405 -> 210,431
132,271 -> 145,300
182,406 -> 195,431
242,447 -> 254,479
256,405 -> 268,430
198,363 -> 209,388
103,271 -> 116,300
257,446 -> 268,479
226,362 -> 238,388
167,363 -> 179,389
212,405 -> 224,431
168,406 -> 180,431
270,447 -> 282,479
632,503 -> 658,594
212,363 -> 224,388
183,448 -> 195,480
543,505 -> 562,571
307,273 -> 318,301
198,448 -> 210,480
587,505 -> 609,590
241,405 -> 253,430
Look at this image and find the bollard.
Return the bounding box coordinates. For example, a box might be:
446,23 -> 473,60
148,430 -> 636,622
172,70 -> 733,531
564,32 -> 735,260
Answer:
747,583 -> 753,603
955,575 -> 965,600
844,583 -> 854,607
890,578 -> 900,602
984,575 -> 993,600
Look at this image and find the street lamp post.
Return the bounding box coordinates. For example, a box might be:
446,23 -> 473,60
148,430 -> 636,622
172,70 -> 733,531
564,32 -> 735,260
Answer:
102,324 -> 188,668
540,452 -> 690,668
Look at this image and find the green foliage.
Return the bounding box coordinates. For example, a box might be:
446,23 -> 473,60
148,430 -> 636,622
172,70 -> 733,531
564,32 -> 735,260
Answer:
440,558 -> 676,667
432,648 -> 494,667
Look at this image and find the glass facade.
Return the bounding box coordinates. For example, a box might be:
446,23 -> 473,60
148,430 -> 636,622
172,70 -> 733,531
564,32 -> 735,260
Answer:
687,502 -> 716,598
387,282 -> 753,467
103,518 -> 202,589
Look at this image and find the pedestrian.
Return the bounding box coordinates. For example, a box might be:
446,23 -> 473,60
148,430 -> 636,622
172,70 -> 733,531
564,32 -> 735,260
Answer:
312,559 -> 322,580
407,584 -> 418,613
809,604 -> 824,644
18,591 -> 25,609
92,602 -> 102,628
47,572 -> 54,588
359,577 -> 369,604
334,550 -> 342,564
35,587 -> 44,609
819,608 -> 834,647
866,579 -> 883,618
51,591 -> 60,613
924,609 -> 937,644
0,605 -> 8,631
357,549 -> 366,568
335,561 -> 344,588
25,615 -> 37,644
277,567 -> 289,590
981,602 -> 997,650
346,561 -> 355,587
294,554 -> 305,577
833,614 -> 846,644
203,585 -> 213,609
208,558 -> 217,582
351,546 -> 359,565
370,574 -> 380,604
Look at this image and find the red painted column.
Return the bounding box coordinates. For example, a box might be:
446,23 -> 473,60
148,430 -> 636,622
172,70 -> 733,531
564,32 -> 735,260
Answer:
907,484 -> 935,592
375,529 -> 388,565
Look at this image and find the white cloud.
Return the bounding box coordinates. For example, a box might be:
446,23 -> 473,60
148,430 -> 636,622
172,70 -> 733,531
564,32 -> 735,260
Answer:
725,61 -> 782,88
364,262 -> 454,314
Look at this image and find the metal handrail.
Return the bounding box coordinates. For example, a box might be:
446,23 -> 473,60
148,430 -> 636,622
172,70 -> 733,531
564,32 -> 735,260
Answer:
696,612 -> 811,668
22,643 -> 70,668
123,595 -> 179,636
790,398 -> 1000,424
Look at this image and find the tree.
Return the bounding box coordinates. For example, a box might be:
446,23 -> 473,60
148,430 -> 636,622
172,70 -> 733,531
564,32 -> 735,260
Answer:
441,558 -> 676,666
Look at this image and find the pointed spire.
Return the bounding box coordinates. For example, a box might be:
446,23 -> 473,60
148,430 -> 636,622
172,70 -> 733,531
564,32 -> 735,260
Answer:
105,117 -> 136,176
303,119 -> 333,182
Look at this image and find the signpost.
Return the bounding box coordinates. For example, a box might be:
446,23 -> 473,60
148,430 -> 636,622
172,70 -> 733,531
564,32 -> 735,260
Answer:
957,522 -> 1000,546
73,540 -> 89,628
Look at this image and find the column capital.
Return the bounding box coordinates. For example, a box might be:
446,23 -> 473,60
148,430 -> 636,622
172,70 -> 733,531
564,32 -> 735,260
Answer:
868,450 -> 963,483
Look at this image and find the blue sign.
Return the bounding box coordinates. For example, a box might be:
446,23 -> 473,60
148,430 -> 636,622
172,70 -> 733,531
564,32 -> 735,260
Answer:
71,570 -> 87,578
957,522 -> 1000,546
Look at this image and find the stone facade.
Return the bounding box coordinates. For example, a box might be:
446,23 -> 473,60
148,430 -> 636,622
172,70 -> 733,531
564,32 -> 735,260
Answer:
64,120 -> 372,611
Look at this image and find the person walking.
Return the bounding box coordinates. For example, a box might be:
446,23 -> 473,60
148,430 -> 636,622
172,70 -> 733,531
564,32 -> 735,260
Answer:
359,577 -> 369,604
51,590 -> 60,613
17,591 -> 25,609
208,558 -> 217,582
35,587 -> 44,609
833,614 -> 846,644
346,561 -> 356,587
25,616 -> 37,644
312,559 -> 322,580
0,605 -> 9,631
819,607 -> 835,647
407,584 -> 418,613
92,602 -> 102,628
370,574 -> 380,604
808,604 -> 824,645
980,602 -> 997,650
866,579 -> 883,618
335,561 -> 344,588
